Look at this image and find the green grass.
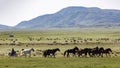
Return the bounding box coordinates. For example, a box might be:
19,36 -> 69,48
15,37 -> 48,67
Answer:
0,28 -> 120,68
0,44 -> 119,68
0,28 -> 120,42
0,57 -> 120,68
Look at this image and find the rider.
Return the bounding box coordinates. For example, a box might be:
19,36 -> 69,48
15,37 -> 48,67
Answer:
11,48 -> 16,56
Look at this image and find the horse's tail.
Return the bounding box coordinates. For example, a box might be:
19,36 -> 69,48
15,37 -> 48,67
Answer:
64,51 -> 67,56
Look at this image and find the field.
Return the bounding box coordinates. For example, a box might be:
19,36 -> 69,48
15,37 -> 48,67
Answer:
0,28 -> 120,68
0,56 -> 120,68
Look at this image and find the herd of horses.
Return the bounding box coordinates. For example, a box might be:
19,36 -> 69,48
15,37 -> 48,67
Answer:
8,46 -> 113,58
64,47 -> 112,57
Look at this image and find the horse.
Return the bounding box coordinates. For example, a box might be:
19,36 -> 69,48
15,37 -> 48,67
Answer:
98,47 -> 104,57
77,47 -> 104,57
8,48 -> 17,57
64,46 -> 79,57
43,48 -> 60,58
76,48 -> 85,57
77,48 -> 92,57
102,48 -> 113,57
90,47 -> 101,57
87,47 -> 106,57
21,48 -> 35,57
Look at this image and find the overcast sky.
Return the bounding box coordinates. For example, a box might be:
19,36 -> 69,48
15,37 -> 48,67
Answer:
0,0 -> 120,26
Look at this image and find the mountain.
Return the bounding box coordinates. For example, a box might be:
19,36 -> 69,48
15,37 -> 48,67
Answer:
15,6 -> 120,29
0,24 -> 12,30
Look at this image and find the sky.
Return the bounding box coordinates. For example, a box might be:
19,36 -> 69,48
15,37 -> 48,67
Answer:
0,0 -> 120,26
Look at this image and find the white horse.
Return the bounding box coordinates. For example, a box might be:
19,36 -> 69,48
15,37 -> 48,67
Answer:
21,48 -> 35,57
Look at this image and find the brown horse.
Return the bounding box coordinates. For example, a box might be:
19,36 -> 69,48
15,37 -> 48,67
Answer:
77,48 -> 92,57
64,46 -> 79,57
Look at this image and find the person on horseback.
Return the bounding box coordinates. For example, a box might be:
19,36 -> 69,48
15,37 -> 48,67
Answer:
8,48 -> 17,56
11,48 -> 16,55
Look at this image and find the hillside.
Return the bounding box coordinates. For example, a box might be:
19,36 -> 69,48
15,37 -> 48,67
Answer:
15,6 -> 120,29
0,24 -> 12,30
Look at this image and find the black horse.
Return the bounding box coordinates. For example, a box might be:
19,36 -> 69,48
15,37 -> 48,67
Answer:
64,46 -> 79,57
97,47 -> 104,57
77,47 -> 104,57
43,48 -> 60,58
102,48 -> 113,57
88,47 -> 105,57
90,47 -> 100,57
8,48 -> 17,57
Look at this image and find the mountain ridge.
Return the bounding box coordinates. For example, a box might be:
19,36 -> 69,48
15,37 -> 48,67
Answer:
15,6 -> 120,29
1,6 -> 120,29
0,24 -> 12,30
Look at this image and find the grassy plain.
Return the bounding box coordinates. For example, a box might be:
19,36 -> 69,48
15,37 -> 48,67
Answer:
0,28 -> 120,68
0,56 -> 120,68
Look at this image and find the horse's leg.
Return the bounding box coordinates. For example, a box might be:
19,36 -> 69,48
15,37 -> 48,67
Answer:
48,54 -> 50,58
44,54 -> 47,57
98,52 -> 101,57
94,52 -> 98,57
73,54 -> 75,57
53,53 -> 56,58
78,52 -> 81,57
29,53 -> 31,57
108,54 -> 111,57
106,53 -> 108,57
67,52 -> 69,57
74,52 -> 77,57
85,52 -> 87,57
48,53 -> 52,58
75,52 -> 78,57
91,53 -> 94,57
8,52 -> 11,57
101,53 -> 103,57
88,52 -> 91,57
101,53 -> 104,57
81,53 -> 84,57
95,51 -> 98,57
83,53 -> 85,57
108,52 -> 111,57
103,53 -> 106,57
45,55 -> 47,57
100,52 -> 102,57
24,54 -> 27,57
78,54 -> 80,57
73,53 -> 75,57
96,53 -> 99,57
50,53 -> 54,58
47,55 -> 49,57
50,54 -> 53,58
100,52 -> 103,57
